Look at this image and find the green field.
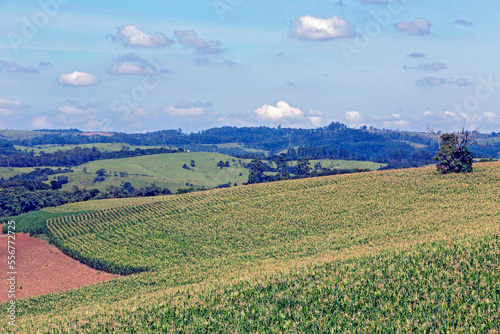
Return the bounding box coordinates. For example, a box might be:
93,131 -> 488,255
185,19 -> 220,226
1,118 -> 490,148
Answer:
14,143 -> 167,155
0,151 -> 384,194
0,167 -> 37,179
57,152 -> 250,192
217,143 -> 269,155
287,159 -> 386,170
4,162 -> 500,332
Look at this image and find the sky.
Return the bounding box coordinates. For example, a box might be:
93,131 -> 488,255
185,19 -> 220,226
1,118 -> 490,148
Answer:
0,0 -> 499,133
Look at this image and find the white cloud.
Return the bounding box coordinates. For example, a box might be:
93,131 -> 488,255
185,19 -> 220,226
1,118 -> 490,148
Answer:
395,18 -> 432,35
0,97 -> 25,109
484,111 -> 498,122
174,30 -> 227,54
31,116 -> 51,128
113,25 -> 173,48
344,111 -> 362,123
255,101 -> 304,122
444,111 -> 457,117
459,112 -> 482,124
290,15 -> 355,40
109,62 -> 152,75
423,111 -> 434,117
58,71 -> 99,87
308,116 -> 323,126
308,109 -> 324,126
391,114 -> 401,119
108,54 -> 163,75
164,106 -> 204,116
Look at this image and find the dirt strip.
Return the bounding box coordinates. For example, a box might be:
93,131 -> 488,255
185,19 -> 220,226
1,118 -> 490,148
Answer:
0,233 -> 117,303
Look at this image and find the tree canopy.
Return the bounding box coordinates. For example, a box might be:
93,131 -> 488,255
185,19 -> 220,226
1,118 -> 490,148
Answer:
433,132 -> 474,174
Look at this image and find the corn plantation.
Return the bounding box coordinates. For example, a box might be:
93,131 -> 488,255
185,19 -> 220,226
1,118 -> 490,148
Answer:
4,162 -> 500,332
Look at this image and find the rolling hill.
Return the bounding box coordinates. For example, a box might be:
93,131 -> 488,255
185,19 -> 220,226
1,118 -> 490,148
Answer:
2,162 -> 500,332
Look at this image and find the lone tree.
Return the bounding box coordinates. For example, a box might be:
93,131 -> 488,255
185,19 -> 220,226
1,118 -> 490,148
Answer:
247,158 -> 266,184
431,128 -> 475,174
295,158 -> 311,176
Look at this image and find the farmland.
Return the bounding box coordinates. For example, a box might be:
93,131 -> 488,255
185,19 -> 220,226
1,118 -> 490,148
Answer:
54,152 -> 250,191
13,143 -> 167,155
2,162 -> 499,332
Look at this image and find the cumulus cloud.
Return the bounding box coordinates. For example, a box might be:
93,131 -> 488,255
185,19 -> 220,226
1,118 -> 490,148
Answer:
108,54 -> 164,75
415,62 -> 447,71
58,71 -> 99,87
344,111 -> 362,123
109,62 -> 151,75
307,109 -> 324,126
395,18 -> 432,35
444,111 -> 457,117
484,111 -> 498,122
30,116 -> 52,128
174,30 -> 227,54
111,25 -> 174,48
454,19 -> 474,26
0,60 -> 38,73
290,15 -> 355,40
0,97 -> 27,109
308,116 -> 323,126
0,98 -> 28,118
407,52 -> 427,58
255,101 -> 304,122
423,111 -> 434,117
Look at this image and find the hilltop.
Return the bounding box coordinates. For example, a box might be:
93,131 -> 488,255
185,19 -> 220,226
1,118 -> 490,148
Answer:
2,162 -> 499,332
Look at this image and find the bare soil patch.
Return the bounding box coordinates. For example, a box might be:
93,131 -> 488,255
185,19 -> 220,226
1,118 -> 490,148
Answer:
0,233 -> 116,303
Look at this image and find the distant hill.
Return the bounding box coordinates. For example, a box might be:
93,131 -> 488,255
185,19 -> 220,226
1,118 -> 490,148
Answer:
4,124 -> 499,166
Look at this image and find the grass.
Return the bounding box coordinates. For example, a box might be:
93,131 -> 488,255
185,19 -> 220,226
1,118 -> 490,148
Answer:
0,167 -> 37,179
13,143 -> 167,155
59,152 -> 251,192
3,162 -> 500,332
287,159 -> 386,170
214,143 -> 269,155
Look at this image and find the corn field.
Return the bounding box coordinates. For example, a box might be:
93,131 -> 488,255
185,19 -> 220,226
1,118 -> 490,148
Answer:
4,162 -> 500,332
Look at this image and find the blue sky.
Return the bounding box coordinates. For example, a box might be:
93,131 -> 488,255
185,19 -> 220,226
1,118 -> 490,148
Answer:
1,0 -> 499,133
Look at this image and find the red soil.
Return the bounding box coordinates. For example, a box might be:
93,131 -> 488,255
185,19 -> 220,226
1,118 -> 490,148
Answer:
0,233 -> 117,303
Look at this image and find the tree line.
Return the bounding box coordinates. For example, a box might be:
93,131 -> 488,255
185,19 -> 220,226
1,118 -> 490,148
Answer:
0,146 -> 183,167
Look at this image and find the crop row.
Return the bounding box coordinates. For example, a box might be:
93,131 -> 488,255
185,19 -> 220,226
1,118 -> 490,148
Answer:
10,233 -> 500,332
